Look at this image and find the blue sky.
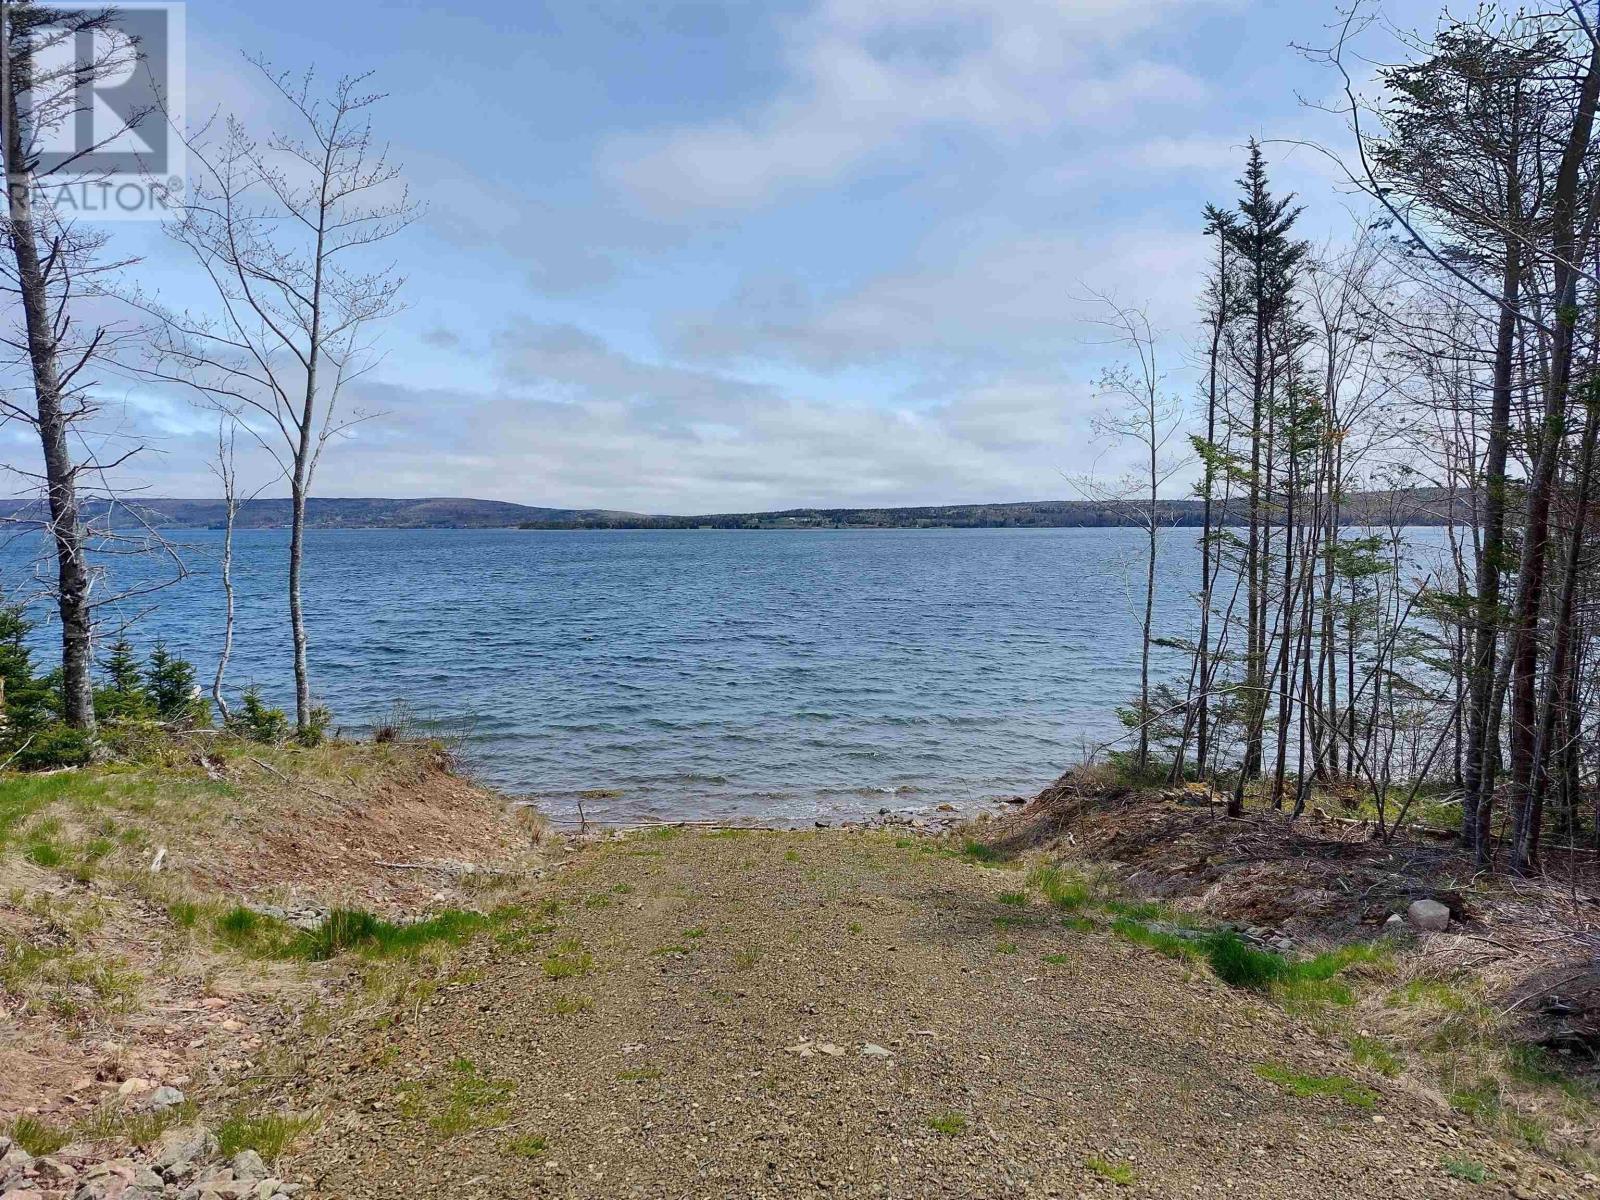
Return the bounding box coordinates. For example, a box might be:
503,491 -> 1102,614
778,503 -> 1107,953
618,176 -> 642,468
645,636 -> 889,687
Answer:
16,0 -> 1444,513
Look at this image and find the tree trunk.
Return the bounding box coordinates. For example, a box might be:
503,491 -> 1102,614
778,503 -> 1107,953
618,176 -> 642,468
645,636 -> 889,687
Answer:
1522,387 -> 1599,865
288,477 -> 312,734
1,7 -> 95,732
212,489 -> 237,723
1463,239 -> 1520,862
1505,38 -> 1600,872
1137,445 -> 1156,775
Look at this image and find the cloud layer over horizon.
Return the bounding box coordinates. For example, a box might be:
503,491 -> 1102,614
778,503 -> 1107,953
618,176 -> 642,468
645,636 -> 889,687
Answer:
1,0 -> 1434,513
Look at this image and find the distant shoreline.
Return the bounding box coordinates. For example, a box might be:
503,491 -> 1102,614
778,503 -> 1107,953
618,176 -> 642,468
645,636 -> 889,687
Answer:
0,488 -> 1472,531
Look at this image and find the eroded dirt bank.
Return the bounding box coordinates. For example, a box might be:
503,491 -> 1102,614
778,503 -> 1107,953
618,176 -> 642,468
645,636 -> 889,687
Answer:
5,746 -> 1596,1199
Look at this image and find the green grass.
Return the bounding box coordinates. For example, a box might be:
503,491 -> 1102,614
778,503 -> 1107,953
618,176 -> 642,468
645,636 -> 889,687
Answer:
992,914 -> 1036,929
960,840 -> 1004,865
551,995 -> 593,1015
926,1111 -> 967,1136
733,946 -> 762,970
506,1134 -> 548,1158
542,940 -> 594,979
1504,1044 -> 1564,1087
215,1112 -> 317,1162
24,839 -> 64,868
0,940 -> 143,1017
997,890 -> 1028,906
618,1067 -> 664,1082
1027,866 -> 1094,911
493,921 -> 556,952
426,1059 -> 515,1137
1108,916 -> 1390,1014
74,1098 -> 197,1147
1110,917 -> 1199,960
996,940 -> 1018,954
7,1114 -> 69,1155
1206,933 -> 1284,988
1253,1063 -> 1377,1109
1441,1157 -> 1489,1184
1349,1035 -> 1403,1077
212,904 -> 504,963
1086,1156 -> 1135,1185
1042,952 -> 1071,965
1448,1078 -> 1527,1136
1,766 -> 229,859
1102,898 -> 1168,922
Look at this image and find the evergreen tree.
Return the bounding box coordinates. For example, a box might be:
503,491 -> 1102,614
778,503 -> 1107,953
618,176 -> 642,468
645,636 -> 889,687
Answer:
0,604 -> 54,732
1222,141 -> 1309,813
146,642 -> 200,721
97,639 -> 150,719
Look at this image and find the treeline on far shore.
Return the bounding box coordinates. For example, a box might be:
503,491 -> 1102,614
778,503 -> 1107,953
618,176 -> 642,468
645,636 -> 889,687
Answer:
516,488 -> 1469,531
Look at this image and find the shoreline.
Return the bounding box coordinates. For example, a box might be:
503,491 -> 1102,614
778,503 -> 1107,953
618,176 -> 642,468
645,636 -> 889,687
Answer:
2,739 -> 1595,1197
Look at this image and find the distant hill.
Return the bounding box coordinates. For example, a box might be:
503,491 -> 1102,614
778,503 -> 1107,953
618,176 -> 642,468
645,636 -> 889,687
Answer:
0,497 -> 635,530
515,489 -> 1470,530
0,490 -> 1469,531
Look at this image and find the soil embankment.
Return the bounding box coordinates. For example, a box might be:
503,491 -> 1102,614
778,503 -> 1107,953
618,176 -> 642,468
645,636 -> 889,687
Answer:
3,746 -> 1595,1198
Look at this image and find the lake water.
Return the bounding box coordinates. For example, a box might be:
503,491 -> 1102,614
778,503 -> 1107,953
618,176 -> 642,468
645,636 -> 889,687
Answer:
9,525 -> 1389,824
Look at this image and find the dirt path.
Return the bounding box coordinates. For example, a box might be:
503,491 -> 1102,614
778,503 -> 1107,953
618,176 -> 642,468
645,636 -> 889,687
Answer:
291,828 -> 1580,1199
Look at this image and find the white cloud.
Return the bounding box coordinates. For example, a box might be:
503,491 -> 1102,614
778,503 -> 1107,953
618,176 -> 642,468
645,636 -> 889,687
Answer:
604,0 -> 1217,214
94,320 -> 1124,514
669,225 -> 1209,371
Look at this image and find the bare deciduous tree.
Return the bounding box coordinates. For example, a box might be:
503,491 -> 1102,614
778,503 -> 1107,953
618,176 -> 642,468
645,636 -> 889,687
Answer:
0,0 -> 160,731
140,62 -> 413,737
1071,294 -> 1187,775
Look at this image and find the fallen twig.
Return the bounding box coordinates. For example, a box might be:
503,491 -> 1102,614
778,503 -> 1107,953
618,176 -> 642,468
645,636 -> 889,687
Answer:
248,755 -> 341,803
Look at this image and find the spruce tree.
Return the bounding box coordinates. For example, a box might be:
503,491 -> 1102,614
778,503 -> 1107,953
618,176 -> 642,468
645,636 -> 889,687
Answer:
146,642 -> 199,721
1223,141 -> 1308,813
98,639 -> 150,719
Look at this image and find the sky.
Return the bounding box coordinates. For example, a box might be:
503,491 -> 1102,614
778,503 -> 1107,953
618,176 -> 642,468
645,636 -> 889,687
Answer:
6,0 -> 1446,514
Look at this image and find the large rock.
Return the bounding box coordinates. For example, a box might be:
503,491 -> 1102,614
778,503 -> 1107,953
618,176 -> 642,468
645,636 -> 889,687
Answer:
229,1152 -> 269,1184
72,1159 -> 163,1199
1407,898 -> 1451,932
145,1086 -> 186,1112
155,1126 -> 217,1179
0,1146 -> 35,1187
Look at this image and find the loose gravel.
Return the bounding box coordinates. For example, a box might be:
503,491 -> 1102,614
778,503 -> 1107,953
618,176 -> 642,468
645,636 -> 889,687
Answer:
291,829 -> 1584,1199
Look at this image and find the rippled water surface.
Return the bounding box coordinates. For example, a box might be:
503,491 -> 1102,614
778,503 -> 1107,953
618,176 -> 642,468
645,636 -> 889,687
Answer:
22,527 -> 1218,823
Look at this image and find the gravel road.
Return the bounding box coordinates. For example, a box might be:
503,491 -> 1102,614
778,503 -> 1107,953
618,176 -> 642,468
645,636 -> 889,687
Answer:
293,828 -> 1583,1199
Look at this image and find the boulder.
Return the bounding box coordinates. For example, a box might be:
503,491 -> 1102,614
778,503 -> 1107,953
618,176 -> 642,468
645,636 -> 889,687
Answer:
145,1086 -> 186,1112
0,1146 -> 35,1186
72,1159 -> 163,1199
36,1158 -> 77,1183
155,1126 -> 217,1178
229,1151 -> 269,1184
1407,898 -> 1451,932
